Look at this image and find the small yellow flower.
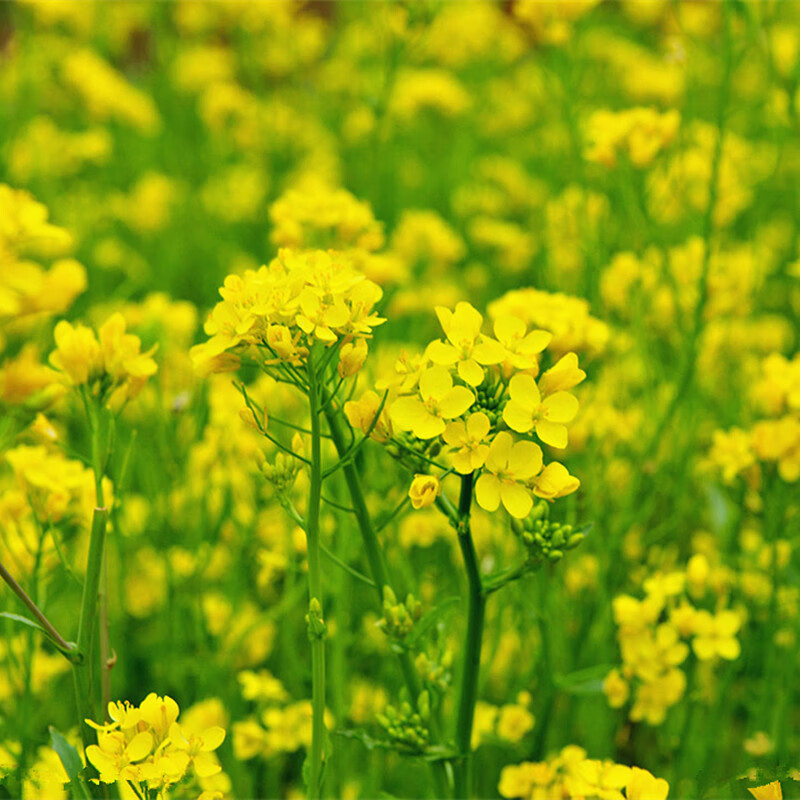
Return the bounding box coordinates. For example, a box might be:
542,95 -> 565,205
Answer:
626,766 -> 670,800
692,609 -> 741,661
427,302 -> 506,387
493,316 -> 551,372
503,373 -> 579,449
530,461 -> 580,500
443,411 -> 491,474
475,431 -> 542,519
603,668 -> 629,708
537,352 -> 587,395
748,781 -> 783,800
408,474 -> 440,510
390,366 -> 474,439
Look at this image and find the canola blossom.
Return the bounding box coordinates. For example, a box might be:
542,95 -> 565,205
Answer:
1,2 -> 799,800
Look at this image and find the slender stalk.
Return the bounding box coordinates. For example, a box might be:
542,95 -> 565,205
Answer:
323,401 -> 451,798
73,504 -> 109,750
306,363 -> 327,800
0,560 -> 77,659
452,473 -> 484,800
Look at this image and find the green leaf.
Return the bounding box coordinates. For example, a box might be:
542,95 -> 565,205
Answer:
0,611 -> 48,636
554,664 -> 613,695
49,727 -> 83,782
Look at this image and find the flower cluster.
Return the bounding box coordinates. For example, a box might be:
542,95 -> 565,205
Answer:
377,301 -> 582,519
706,352 -> 800,485
191,248 -> 384,379
49,313 -> 158,407
604,561 -> 743,726
499,745 -> 669,800
85,693 -> 225,792
231,670 -> 333,761
585,107 -> 681,168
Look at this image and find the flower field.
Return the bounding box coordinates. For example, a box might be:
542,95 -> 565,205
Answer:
1,1 -> 800,798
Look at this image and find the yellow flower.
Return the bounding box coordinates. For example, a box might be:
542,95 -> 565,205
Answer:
167,721 -> 226,778
475,431 -> 542,519
427,302 -> 506,387
496,704 -> 535,743
408,474 -> 440,510
493,316 -> 551,372
538,352 -> 587,395
338,339 -> 369,378
443,412 -> 491,474
503,373 -> 579,449
344,390 -> 392,442
85,730 -> 153,784
49,321 -> 102,386
531,461 -> 580,500
390,366 -> 474,439
626,767 -> 670,800
748,781 -> 783,800
603,669 -> 629,708
692,610 -> 741,661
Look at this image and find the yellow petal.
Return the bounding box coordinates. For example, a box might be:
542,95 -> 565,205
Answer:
427,340 -> 459,366
419,366 -> 452,402
503,400 -> 534,433
414,413 -> 446,440
390,396 -> 425,432
438,386 -> 475,419
486,431 -> 513,472
466,412 -> 491,440
201,726 -> 227,752
126,732 -> 153,762
500,483 -> 533,519
458,358 -> 485,387
509,441 -> 543,480
475,473 -> 501,512
542,391 -> 579,423
508,373 -> 540,409
535,419 -> 568,449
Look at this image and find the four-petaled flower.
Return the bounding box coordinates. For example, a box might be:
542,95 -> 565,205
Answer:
691,609 -> 741,661
503,373 -> 579,449
443,412 -> 491,474
427,302 -> 506,387
390,366 -> 474,439
475,431 -> 543,519
493,316 -> 551,372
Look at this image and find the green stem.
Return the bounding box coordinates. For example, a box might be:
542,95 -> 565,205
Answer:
73,504 -> 109,751
323,400 -> 451,798
306,364 -> 327,800
452,473 -> 484,800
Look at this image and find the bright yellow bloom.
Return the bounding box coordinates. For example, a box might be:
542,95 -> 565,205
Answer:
443,412 -> 491,474
408,474 -> 440,510
85,731 -> 153,784
167,721 -> 226,778
493,316 -> 551,372
475,431 -> 542,518
49,313 -> 157,404
503,373 -> 579,449
537,352 -> 587,395
749,781 -> 783,800
626,767 -> 670,800
692,609 -> 741,661
427,302 -> 505,387
390,366 -> 474,439
530,461 -> 580,500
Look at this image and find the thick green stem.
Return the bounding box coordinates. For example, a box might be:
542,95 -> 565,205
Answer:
306,366 -> 327,800
453,473 -> 484,800
73,504 -> 109,751
323,402 -> 451,798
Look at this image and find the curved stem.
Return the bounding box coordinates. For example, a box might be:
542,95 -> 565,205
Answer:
306,364 -> 327,800
452,473 -> 484,800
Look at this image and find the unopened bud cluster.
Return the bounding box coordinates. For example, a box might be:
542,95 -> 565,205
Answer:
376,692 -> 430,753
511,502 -> 585,566
378,586 -> 422,641
261,452 -> 301,492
